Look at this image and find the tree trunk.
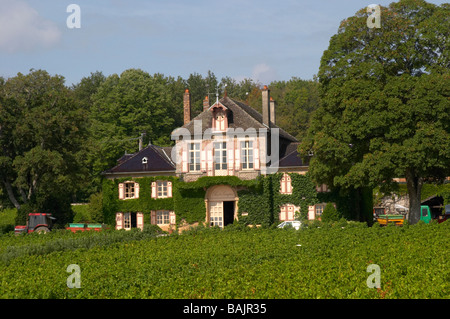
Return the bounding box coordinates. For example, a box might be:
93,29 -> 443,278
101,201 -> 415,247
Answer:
2,178 -> 21,209
405,169 -> 423,224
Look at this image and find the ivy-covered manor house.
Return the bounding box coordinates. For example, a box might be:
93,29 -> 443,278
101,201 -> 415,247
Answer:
102,86 -> 331,232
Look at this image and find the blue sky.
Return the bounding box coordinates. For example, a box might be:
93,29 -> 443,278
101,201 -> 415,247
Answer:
0,0 -> 447,86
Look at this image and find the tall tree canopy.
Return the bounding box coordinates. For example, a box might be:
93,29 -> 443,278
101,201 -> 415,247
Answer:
269,77 -> 320,142
0,70 -> 87,224
87,69 -> 185,180
301,0 -> 450,223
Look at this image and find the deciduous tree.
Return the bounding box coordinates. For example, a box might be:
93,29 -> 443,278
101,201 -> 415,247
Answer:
301,0 -> 450,223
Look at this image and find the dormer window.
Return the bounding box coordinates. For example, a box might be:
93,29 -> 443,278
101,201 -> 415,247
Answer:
210,103 -> 229,132
215,111 -> 226,131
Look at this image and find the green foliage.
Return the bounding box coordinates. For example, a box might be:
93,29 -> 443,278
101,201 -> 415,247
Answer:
101,176 -> 177,225
237,173 -> 319,226
0,69 -> 87,224
1,221 -> 448,298
88,192 -> 103,223
173,187 -> 205,225
302,1 -> 450,224
87,70 -> 185,180
268,78 -> 320,142
71,204 -> 91,223
0,208 -> 16,234
102,175 -> 263,227
321,203 -> 340,223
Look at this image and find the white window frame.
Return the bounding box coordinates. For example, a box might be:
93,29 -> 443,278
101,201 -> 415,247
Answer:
214,142 -> 227,170
241,140 -> 254,170
123,212 -> 131,230
156,210 -> 170,225
124,182 -> 135,199
157,181 -> 168,198
315,203 -> 326,218
189,142 -> 201,172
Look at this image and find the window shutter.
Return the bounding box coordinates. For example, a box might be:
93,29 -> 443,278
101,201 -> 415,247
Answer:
151,182 -> 156,198
286,175 -> 292,194
167,181 -> 172,198
182,144 -> 188,173
254,138 -> 260,170
227,141 -> 234,175
134,182 -> 140,199
201,147 -> 206,172
137,212 -> 144,230
151,211 -> 156,225
207,146 -> 213,176
169,211 -> 176,225
235,143 -> 240,170
118,183 -> 125,199
116,212 -> 123,230
280,175 -> 286,194
308,205 -> 315,220
288,205 -> 294,220
280,206 -> 286,221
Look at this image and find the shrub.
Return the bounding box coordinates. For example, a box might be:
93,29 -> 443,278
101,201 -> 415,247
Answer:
72,204 -> 91,223
88,192 -> 104,223
321,203 -> 340,223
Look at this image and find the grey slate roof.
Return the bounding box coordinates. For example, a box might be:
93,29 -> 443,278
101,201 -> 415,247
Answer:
173,96 -> 298,143
103,144 -> 175,175
276,142 -> 307,168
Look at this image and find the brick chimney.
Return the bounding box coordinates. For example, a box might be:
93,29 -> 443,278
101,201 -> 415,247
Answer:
203,96 -> 209,111
262,85 -> 271,127
183,89 -> 191,125
270,96 -> 276,125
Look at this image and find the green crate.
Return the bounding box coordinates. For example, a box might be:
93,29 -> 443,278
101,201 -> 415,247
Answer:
86,224 -> 102,228
69,223 -> 86,228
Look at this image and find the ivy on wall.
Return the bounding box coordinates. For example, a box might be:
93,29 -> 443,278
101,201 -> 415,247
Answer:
237,173 -> 320,226
102,175 -> 263,227
102,173 -> 370,227
102,176 -> 177,225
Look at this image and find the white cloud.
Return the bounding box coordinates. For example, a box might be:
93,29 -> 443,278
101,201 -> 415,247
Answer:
0,0 -> 61,53
251,63 -> 278,85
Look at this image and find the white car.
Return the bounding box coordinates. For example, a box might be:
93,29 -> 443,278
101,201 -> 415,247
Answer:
277,220 -> 302,230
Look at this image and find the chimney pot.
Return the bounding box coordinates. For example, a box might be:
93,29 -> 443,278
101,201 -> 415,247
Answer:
203,96 -> 209,111
183,89 -> 191,124
270,97 -> 276,125
262,85 -> 270,127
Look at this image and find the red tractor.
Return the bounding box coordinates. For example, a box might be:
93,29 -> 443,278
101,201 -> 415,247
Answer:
14,213 -> 56,235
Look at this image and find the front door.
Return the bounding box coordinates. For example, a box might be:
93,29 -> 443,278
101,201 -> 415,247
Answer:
209,201 -> 223,227
209,201 -> 235,228
123,212 -> 137,230
223,201 -> 235,226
